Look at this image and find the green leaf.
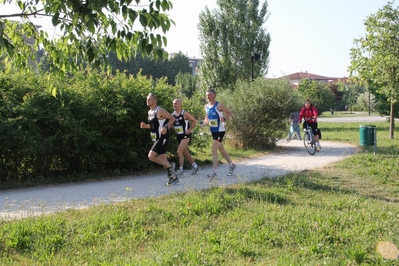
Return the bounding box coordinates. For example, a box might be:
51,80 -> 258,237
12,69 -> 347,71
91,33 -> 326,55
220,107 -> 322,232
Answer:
128,9 -> 138,22
116,46 -> 123,60
52,12 -> 60,26
146,44 -> 153,54
86,20 -> 94,34
139,14 -> 148,27
156,49 -> 164,59
110,39 -> 117,51
51,87 -> 57,98
4,39 -> 15,57
140,39 -> 147,52
1,0 -> 174,75
122,5 -> 128,20
161,0 -> 171,11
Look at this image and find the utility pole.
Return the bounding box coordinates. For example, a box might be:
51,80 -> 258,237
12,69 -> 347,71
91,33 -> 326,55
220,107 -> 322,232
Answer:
251,53 -> 261,81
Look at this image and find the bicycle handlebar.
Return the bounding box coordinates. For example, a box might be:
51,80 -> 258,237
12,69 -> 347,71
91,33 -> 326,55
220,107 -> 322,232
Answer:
300,117 -> 317,123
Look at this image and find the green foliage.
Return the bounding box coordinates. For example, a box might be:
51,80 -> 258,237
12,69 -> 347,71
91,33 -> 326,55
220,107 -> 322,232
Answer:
375,97 -> 399,118
168,52 -> 193,83
198,0 -> 271,90
0,0 -> 174,75
294,78 -> 335,113
339,83 -> 365,112
219,77 -> 295,148
356,92 -> 377,112
349,1 -> 399,136
0,69 -> 181,182
327,82 -> 345,110
175,72 -> 198,98
350,1 -> 399,103
108,52 -> 192,85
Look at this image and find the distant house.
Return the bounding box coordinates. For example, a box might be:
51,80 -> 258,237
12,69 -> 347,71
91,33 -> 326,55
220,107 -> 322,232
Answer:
169,52 -> 202,76
281,71 -> 348,89
188,57 -> 202,76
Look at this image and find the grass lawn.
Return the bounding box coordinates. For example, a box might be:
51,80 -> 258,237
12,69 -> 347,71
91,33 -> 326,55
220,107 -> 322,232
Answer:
0,121 -> 398,265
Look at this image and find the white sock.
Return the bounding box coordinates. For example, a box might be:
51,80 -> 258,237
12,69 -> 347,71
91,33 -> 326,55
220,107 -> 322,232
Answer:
179,167 -> 183,171
192,163 -> 198,168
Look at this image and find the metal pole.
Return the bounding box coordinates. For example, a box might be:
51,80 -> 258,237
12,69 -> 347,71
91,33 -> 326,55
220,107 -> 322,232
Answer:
251,57 -> 254,81
368,49 -> 371,116
374,127 -> 377,156
368,89 -> 371,116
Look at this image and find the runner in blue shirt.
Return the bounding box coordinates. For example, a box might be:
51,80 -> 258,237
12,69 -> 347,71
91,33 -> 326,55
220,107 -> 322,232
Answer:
202,89 -> 236,179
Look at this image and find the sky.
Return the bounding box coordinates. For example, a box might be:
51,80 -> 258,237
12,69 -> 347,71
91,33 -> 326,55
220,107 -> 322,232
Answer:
1,0 -> 390,78
165,0 -> 387,78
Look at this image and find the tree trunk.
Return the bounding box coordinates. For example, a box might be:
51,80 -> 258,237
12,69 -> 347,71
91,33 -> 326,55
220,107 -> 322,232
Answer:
390,102 -> 395,139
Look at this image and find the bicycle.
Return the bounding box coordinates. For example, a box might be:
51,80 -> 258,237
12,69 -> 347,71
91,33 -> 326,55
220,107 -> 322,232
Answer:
302,119 -> 317,155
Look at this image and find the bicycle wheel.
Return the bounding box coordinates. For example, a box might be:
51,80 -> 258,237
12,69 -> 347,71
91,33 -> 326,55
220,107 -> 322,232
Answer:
304,131 -> 317,155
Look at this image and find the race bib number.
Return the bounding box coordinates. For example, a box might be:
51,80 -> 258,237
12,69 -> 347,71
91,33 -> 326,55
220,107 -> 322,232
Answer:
150,132 -> 157,142
175,125 -> 184,134
209,119 -> 218,127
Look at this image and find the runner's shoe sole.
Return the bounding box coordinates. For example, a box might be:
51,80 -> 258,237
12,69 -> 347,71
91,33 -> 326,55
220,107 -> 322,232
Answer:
165,175 -> 179,186
191,166 -> 201,175
227,163 -> 236,176
207,172 -> 217,179
175,169 -> 184,176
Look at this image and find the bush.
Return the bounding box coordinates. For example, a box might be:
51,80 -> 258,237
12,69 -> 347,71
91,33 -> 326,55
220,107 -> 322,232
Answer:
0,70 -> 182,183
218,78 -> 295,149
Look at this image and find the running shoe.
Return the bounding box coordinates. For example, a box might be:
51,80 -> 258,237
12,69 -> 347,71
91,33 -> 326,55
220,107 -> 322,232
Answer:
175,169 -> 184,176
165,175 -> 179,186
227,163 -> 236,176
191,166 -> 201,175
167,162 -> 176,179
316,143 -> 322,152
207,171 -> 217,179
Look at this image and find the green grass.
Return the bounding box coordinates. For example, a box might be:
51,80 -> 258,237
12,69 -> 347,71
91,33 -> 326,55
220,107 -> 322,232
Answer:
0,121 -> 399,265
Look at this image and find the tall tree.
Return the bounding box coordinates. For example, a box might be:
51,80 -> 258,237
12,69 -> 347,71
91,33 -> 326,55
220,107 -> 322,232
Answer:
175,72 -> 198,98
108,51 -> 192,85
168,52 -> 192,85
294,78 -> 335,114
0,0 -> 174,75
349,1 -> 399,139
198,0 -> 270,90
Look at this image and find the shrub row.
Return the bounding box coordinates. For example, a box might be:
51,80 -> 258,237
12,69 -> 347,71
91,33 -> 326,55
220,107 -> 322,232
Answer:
0,70 -> 180,183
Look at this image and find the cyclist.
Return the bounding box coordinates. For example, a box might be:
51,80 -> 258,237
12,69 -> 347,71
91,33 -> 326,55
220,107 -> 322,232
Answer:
298,100 -> 322,151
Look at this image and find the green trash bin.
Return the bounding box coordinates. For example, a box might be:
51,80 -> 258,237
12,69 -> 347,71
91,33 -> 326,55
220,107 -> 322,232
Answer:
359,125 -> 375,146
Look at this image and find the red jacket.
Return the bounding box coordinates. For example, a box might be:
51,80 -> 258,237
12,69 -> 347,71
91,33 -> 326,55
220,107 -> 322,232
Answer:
299,105 -> 318,123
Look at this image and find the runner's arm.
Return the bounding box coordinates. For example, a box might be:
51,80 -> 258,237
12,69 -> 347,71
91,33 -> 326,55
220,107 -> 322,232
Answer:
202,105 -> 209,127
183,111 -> 197,134
140,121 -> 150,129
157,108 -> 175,134
217,102 -> 232,122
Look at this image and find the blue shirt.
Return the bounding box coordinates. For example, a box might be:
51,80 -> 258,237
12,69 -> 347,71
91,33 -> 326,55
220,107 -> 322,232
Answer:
206,102 -> 226,133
